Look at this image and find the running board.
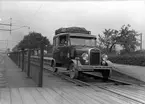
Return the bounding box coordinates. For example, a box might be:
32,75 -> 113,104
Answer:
55,67 -> 68,73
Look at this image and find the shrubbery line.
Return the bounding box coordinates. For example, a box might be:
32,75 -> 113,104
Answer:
43,53 -> 145,66
108,55 -> 145,66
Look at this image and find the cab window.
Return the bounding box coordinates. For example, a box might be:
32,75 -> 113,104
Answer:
53,38 -> 55,46
56,37 -> 59,46
59,35 -> 68,46
54,37 -> 59,47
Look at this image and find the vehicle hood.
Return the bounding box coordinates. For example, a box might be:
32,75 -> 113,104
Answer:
71,45 -> 100,52
70,45 -> 100,65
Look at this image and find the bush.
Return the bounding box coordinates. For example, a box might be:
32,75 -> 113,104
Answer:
120,49 -> 145,55
132,50 -> 145,54
108,54 -> 145,66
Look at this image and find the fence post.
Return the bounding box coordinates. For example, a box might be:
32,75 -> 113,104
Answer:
14,52 -> 17,64
16,51 -> 19,66
19,51 -> 21,68
18,51 -> 20,67
38,41 -> 44,87
27,49 -> 31,78
22,50 -> 24,71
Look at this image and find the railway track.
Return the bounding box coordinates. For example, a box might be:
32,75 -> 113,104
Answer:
30,57 -> 145,104
44,66 -> 145,104
82,72 -> 135,86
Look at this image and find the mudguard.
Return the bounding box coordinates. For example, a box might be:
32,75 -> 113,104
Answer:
106,60 -> 113,77
69,59 -> 82,71
105,60 -> 113,77
50,58 -> 55,67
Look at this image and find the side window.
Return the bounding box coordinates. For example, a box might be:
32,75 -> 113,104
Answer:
55,37 -> 59,46
59,35 -> 68,46
53,38 -> 56,46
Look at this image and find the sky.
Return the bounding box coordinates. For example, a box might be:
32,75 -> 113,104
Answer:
0,0 -> 145,51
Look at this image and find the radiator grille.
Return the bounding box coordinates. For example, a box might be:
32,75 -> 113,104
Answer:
90,51 -> 100,65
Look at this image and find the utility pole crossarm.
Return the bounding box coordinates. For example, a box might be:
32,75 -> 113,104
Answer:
0,29 -> 11,31
0,23 -> 11,26
10,18 -> 12,34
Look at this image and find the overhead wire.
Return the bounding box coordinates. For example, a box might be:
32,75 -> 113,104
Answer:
0,18 -> 11,32
4,18 -> 12,55
11,26 -> 30,31
10,4 -> 44,51
27,4 -> 43,27
0,18 -> 10,23
0,40 -> 20,43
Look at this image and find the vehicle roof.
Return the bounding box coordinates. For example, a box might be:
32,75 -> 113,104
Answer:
53,33 -> 96,39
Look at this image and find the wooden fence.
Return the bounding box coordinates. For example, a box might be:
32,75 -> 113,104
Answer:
9,42 -> 44,87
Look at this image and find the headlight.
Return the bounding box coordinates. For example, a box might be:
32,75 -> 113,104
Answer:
82,53 -> 89,63
102,54 -> 108,61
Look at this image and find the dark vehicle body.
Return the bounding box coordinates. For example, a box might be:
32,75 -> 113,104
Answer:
51,33 -> 112,79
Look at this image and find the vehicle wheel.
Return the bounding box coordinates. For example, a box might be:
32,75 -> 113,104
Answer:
52,62 -> 58,73
69,63 -> 79,79
101,70 -> 110,81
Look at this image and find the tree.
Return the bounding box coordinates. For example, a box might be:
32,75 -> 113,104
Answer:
118,24 -> 140,53
98,29 -> 119,53
46,44 -> 53,53
43,37 -> 51,49
98,24 -> 141,54
17,32 -> 50,51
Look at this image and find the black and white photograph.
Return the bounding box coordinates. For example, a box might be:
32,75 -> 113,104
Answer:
0,0 -> 145,104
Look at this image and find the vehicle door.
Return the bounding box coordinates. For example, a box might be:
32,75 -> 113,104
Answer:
52,37 -> 61,63
58,34 -> 69,64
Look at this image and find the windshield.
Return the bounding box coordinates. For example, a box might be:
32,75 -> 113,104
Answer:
70,37 -> 96,46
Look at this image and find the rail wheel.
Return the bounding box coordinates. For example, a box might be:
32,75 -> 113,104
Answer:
69,63 -> 79,79
102,70 -> 110,81
52,62 -> 58,73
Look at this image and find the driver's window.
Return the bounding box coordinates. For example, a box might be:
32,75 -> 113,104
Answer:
59,35 -> 68,46
54,37 -> 59,47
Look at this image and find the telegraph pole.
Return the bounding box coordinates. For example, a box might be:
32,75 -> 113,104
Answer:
0,18 -> 12,30
6,18 -> 12,49
10,18 -> 12,35
0,18 -> 30,52
0,18 -> 12,52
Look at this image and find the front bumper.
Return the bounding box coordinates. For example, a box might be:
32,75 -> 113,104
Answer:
78,65 -> 112,72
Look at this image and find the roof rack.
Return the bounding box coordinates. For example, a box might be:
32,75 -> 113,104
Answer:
55,27 -> 91,35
